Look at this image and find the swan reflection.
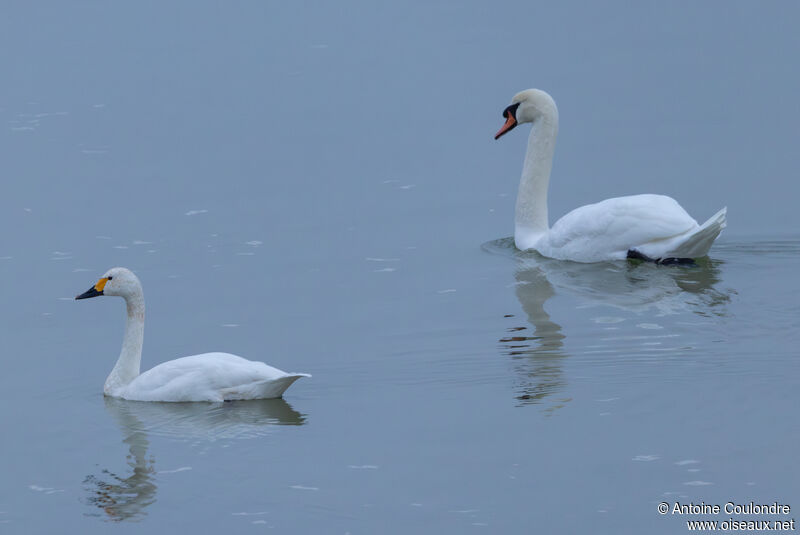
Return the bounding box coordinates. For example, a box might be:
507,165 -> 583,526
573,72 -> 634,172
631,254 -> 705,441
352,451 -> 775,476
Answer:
501,264 -> 568,409
486,237 -> 731,409
515,252 -> 729,316
84,397 -> 306,521
83,402 -> 156,522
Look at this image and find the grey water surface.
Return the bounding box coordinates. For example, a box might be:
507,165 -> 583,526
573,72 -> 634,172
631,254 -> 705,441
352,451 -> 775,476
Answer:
1,2 -> 799,534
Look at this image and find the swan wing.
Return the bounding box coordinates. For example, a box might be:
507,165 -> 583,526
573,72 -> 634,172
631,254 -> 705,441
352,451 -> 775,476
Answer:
536,194 -> 699,262
120,353 -> 307,402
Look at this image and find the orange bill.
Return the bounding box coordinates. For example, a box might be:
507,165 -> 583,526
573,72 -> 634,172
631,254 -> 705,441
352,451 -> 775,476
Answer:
495,114 -> 517,140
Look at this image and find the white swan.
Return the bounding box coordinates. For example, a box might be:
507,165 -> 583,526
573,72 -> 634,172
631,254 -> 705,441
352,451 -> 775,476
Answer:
75,267 -> 309,402
494,89 -> 727,263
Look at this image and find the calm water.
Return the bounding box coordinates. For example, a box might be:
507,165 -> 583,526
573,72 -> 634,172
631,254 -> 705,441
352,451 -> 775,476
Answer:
2,2 -> 799,534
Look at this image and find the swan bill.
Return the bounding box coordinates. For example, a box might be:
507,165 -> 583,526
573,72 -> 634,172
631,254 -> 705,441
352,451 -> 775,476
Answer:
495,103 -> 520,140
76,286 -> 103,300
76,277 -> 108,300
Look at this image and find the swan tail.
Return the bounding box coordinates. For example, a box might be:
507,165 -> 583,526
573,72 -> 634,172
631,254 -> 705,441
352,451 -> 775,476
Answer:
221,373 -> 310,401
666,207 -> 727,259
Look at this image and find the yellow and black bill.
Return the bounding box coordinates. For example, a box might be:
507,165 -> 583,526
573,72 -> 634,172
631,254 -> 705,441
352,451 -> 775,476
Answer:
75,277 -> 108,300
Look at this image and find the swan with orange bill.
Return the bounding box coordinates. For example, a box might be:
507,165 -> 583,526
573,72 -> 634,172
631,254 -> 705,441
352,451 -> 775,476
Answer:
494,88 -> 727,263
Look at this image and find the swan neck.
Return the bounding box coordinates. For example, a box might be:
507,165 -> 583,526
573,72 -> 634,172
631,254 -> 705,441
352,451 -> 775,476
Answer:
105,292 -> 145,395
515,117 -> 558,247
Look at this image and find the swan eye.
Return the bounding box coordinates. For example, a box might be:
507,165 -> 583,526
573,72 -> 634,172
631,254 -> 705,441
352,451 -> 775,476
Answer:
107,276 -> 113,280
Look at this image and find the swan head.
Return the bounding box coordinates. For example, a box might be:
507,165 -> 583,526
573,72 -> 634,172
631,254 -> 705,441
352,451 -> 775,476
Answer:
495,89 -> 558,140
75,267 -> 142,300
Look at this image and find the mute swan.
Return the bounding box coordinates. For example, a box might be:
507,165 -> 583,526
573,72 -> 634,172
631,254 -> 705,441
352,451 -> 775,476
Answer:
75,267 -> 309,402
494,89 -> 727,263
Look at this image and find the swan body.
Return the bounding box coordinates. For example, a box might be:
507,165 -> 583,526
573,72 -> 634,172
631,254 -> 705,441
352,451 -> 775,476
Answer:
76,267 -> 309,402
107,353 -> 307,402
495,89 -> 726,263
